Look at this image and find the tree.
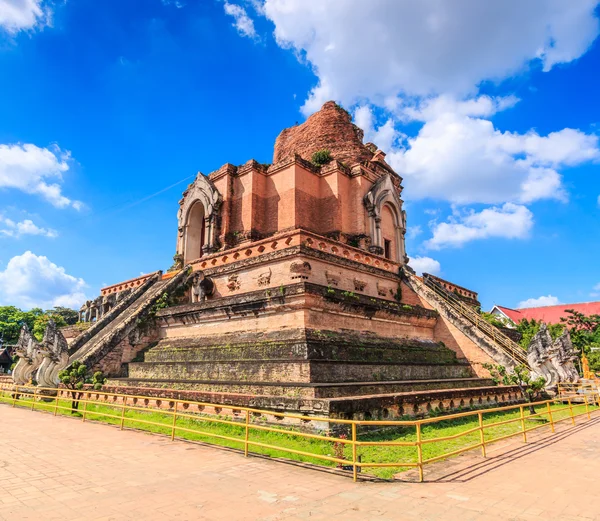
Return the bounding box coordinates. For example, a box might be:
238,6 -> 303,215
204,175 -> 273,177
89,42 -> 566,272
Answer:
517,319 -> 564,350
561,310 -> 600,372
484,363 -> 546,414
480,311 -> 511,329
58,361 -> 106,413
0,306 -> 44,344
33,313 -> 68,341
46,306 -> 79,326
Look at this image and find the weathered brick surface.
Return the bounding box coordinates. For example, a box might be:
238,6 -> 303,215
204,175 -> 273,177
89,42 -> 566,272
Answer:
273,101 -> 374,165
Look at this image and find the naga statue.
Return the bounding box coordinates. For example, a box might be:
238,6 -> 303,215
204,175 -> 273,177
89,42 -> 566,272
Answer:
527,324 -> 580,388
549,330 -> 579,383
12,324 -> 43,385
35,320 -> 70,389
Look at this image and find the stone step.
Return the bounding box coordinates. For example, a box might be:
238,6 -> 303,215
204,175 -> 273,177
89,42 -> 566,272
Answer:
143,344 -> 459,364
126,359 -> 474,384
143,329 -> 460,365
108,376 -> 492,399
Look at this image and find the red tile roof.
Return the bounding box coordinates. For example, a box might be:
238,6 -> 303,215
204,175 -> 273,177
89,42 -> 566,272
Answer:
496,302 -> 600,325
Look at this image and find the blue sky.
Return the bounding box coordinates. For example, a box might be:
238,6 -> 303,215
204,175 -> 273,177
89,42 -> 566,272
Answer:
0,0 -> 599,312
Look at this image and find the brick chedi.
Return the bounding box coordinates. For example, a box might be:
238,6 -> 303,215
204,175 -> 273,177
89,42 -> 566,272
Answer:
65,101 -> 522,421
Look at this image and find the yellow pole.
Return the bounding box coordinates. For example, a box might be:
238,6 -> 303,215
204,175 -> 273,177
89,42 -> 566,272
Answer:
31,387 -> 37,411
520,405 -> 527,442
244,410 -> 250,457
546,402 -> 554,433
352,423 -> 358,482
120,396 -> 127,430
416,423 -> 424,483
82,391 -> 88,422
171,401 -> 178,441
568,398 -> 575,426
478,412 -> 486,457
585,394 -> 590,420
54,391 -> 59,416
12,386 -> 17,407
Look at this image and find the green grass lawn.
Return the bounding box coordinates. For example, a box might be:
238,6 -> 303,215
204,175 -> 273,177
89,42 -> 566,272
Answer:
1,389 -> 595,480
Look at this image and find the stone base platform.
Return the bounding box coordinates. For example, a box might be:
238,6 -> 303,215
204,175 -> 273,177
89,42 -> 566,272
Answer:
105,379 -> 520,421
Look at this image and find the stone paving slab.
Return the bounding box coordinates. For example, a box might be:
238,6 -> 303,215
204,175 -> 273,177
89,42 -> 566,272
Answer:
1,406 -> 599,520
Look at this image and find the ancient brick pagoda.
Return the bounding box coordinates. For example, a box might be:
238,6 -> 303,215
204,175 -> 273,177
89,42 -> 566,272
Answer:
41,101 -> 530,419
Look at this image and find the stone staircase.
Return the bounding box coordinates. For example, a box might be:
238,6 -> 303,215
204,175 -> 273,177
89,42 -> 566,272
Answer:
69,269 -> 189,370
407,273 -> 528,369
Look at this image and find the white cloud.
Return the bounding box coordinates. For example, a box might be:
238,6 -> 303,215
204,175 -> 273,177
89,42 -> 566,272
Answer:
518,295 -> 562,309
425,203 -> 534,250
224,2 -> 257,39
261,0 -> 600,113
260,2 -> 600,211
0,143 -> 82,209
161,0 -> 185,7
0,0 -> 51,33
372,100 -> 598,205
0,251 -> 86,310
406,225 -> 422,240
409,256 -> 441,276
0,217 -> 57,238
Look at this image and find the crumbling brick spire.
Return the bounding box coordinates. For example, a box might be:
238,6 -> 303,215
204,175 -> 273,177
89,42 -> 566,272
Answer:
273,101 -> 375,166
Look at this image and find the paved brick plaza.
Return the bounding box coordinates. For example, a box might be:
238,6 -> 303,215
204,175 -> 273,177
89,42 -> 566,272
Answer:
1,406 -> 599,521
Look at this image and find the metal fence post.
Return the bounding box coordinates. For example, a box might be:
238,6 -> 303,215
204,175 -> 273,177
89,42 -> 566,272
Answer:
244,410 -> 250,457
54,391 -> 59,416
120,396 -> 127,430
519,405 -> 527,442
12,386 -> 17,407
568,398 -> 575,426
31,387 -> 37,411
171,401 -> 178,441
416,423 -> 424,483
546,402 -> 555,433
585,394 -> 591,420
352,422 -> 358,482
478,412 -> 486,457
82,391 -> 88,422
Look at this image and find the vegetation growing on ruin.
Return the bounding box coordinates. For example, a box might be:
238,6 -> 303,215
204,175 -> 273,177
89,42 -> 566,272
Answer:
311,149 -> 333,166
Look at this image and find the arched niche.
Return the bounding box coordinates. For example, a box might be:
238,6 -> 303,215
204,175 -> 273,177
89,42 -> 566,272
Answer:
177,173 -> 223,263
363,174 -> 407,264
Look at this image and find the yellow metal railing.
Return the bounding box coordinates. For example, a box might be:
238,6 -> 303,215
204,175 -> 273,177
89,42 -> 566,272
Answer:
420,276 -> 528,366
1,383 -> 598,482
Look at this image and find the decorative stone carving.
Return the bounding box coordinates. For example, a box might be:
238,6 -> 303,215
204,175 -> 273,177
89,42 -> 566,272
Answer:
290,261 -> 311,280
353,279 -> 367,292
36,320 -> 69,388
257,268 -> 272,287
527,324 -> 579,388
191,272 -> 215,302
177,173 -> 223,261
102,293 -> 117,315
12,324 -> 43,385
363,174 -> 407,265
550,331 -> 579,382
227,274 -> 240,292
376,282 -> 390,297
325,271 -> 340,287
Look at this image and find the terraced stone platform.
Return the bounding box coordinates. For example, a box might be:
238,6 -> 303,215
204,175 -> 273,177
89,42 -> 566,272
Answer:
108,327 -> 517,419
